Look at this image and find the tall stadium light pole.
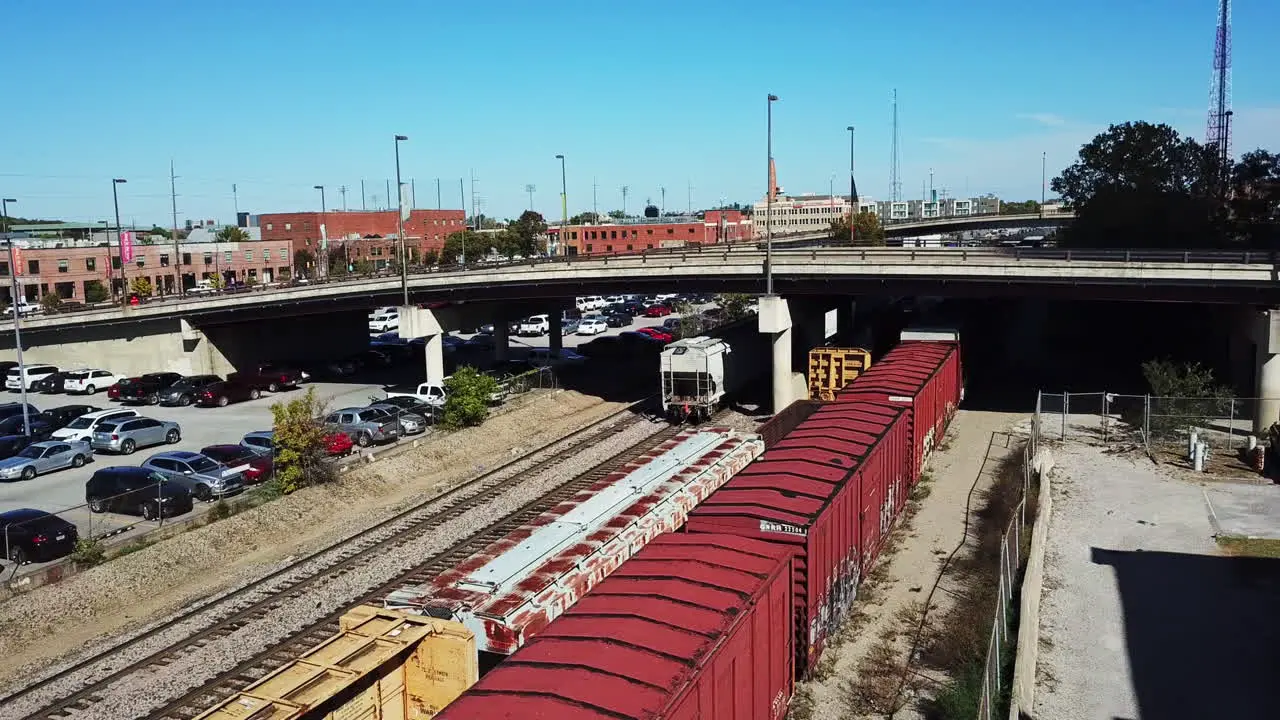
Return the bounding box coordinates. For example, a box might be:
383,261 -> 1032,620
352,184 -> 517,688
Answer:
765,94 -> 777,296
1,198 -> 29,436
1040,151 -> 1047,218
314,185 -> 327,279
556,154 -> 567,257
394,135 -> 409,306
112,178 -> 127,302
847,125 -> 857,206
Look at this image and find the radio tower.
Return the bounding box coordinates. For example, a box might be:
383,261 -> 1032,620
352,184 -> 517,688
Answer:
889,89 -> 902,202
1205,0 -> 1233,195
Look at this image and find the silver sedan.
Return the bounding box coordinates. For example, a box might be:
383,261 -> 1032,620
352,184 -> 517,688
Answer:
0,440 -> 93,481
90,416 -> 182,455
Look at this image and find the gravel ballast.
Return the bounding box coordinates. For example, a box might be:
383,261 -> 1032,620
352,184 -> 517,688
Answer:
0,391 -> 630,694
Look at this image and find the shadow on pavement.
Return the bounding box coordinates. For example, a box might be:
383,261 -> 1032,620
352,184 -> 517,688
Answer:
1091,547 -> 1280,720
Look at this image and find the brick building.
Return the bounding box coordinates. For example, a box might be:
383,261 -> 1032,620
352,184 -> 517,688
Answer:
546,210 -> 753,256
258,209 -> 466,273
0,241 -> 295,303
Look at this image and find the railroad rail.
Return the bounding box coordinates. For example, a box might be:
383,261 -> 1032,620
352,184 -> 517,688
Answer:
6,401 -> 677,720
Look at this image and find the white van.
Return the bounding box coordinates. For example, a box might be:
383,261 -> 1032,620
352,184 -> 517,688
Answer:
5,364 -> 58,391
368,307 -> 400,334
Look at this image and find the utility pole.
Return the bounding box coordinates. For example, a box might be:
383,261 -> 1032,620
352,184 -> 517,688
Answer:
660,186 -> 666,215
766,93 -> 778,295
458,177 -> 467,266
687,180 -> 693,215
339,185 -> 348,212
385,180 -> 391,211
361,180 -> 366,211
394,135 -> 409,306
592,177 -> 598,219
846,126 -> 859,207
469,170 -> 478,229
411,178 -> 416,210
1041,151 -> 1047,218
112,178 -> 127,302
170,160 -> 183,297
525,184 -> 536,210
890,89 -> 902,202
621,185 -> 629,216
2,197 -> 31,437
436,178 -> 441,210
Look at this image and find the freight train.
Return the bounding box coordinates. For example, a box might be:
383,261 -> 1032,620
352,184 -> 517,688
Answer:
659,318 -> 771,422
434,331 -> 963,718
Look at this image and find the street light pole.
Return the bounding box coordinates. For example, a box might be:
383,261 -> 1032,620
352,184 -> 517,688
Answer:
766,94 -> 778,296
112,179 -> 127,302
394,134 -> 409,306
847,126 -> 857,209
1040,151 -> 1047,218
3,197 -> 31,437
555,154 -> 567,257
314,185 -> 327,279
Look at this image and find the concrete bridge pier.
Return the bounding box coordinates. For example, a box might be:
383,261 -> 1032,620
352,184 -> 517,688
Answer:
1254,308 -> 1280,432
549,309 -> 563,357
493,314 -> 509,364
400,306 -> 445,386
759,296 -> 798,413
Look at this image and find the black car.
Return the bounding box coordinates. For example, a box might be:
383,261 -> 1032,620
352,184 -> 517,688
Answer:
0,403 -> 40,422
38,404 -> 99,431
86,466 -> 193,520
577,336 -> 624,358
0,509 -> 78,565
0,414 -> 52,439
158,375 -> 222,407
620,301 -> 647,316
0,435 -> 35,460
374,395 -> 441,423
195,376 -> 264,407
0,362 -> 18,378
605,312 -> 632,328
31,371 -> 72,393
113,373 -> 185,404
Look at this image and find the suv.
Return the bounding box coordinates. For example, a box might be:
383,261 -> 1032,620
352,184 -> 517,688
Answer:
0,509 -> 78,565
63,369 -> 120,395
6,364 -> 58,391
517,315 -> 550,336
241,430 -> 275,456
323,407 -> 401,447
109,373 -> 184,404
0,403 -> 41,423
51,408 -> 137,442
368,307 -> 400,333
142,451 -> 246,501
159,375 -> 222,406
85,466 -> 193,520
37,405 -> 99,431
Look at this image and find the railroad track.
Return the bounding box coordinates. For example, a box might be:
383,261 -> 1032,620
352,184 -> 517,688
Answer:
7,401 -> 672,720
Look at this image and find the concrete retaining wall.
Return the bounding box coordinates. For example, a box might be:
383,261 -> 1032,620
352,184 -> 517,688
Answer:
1010,446 -> 1056,720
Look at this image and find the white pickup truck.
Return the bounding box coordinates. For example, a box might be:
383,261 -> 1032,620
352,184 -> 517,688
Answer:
383,378 -> 507,406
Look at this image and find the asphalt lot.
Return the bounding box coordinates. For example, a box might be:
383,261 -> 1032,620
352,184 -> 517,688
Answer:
0,304 -> 713,574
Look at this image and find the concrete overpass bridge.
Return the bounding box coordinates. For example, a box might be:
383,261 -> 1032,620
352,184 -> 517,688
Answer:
881,211 -> 1075,237
5,243 -> 1280,424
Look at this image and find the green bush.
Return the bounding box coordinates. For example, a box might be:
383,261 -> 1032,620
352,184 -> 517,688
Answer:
442,366 -> 500,429
208,499 -> 232,521
70,537 -> 106,567
270,387 -> 335,494
922,661 -> 983,720
84,280 -> 109,303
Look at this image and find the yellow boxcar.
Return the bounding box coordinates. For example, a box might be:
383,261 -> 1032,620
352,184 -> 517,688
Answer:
807,347 -> 872,401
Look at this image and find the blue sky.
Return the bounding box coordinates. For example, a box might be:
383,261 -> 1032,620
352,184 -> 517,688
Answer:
2,0 -> 1277,227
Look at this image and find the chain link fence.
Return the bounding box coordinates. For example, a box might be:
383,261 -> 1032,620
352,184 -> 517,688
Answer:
1039,391 -> 1262,455
975,402 -> 1041,720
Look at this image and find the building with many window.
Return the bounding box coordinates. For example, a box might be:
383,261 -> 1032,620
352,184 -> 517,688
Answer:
545,210 -> 753,256
259,209 -> 466,263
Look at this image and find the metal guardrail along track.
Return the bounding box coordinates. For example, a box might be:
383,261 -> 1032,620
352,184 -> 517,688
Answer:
7,403 -> 659,720
146,416 -> 702,720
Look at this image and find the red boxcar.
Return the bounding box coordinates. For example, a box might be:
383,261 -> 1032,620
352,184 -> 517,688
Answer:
435,533 -> 794,720
836,340 -> 961,484
682,401 -> 909,677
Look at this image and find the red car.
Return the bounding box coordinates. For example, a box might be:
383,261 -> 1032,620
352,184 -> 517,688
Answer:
636,326 -> 674,343
199,444 -> 274,484
325,431 -> 354,457
643,304 -> 673,318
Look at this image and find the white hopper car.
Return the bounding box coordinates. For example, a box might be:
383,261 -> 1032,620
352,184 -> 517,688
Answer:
659,321 -> 768,422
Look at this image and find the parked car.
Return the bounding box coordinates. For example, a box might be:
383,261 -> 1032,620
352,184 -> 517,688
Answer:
517,315 -> 550,336
363,405 -> 428,435
368,307 -> 400,334
195,377 -> 264,407
237,364 -> 304,393
90,416 -> 181,455
527,348 -> 587,368
323,407 -> 401,447
643,304 -> 673,318
0,435 -> 35,460
240,430 -> 275,457
0,415 -> 54,440
577,336 -> 624,358
618,330 -> 668,351
463,334 -> 497,351
63,369 -> 120,395
50,408 -> 137,443
636,326 -> 675,343
38,404 -> 99,431
200,444 -> 274,484
85,466 -> 194,520
0,509 -> 77,565
30,371 -> 72,393
158,375 -> 222,406
0,439 -> 93,481
109,373 -> 185,404
576,318 -> 608,335
325,431 -> 354,457
372,396 -> 440,425
560,317 -> 581,335
605,312 -> 631,328
142,451 -> 246,501
0,402 -> 40,422
6,364 -> 58,392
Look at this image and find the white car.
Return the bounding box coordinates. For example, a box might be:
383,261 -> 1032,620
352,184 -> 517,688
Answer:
576,318 -> 607,335
368,308 -> 399,334
603,295 -> 625,305
51,408 -> 138,442
6,364 -> 58,391
5,301 -> 38,318
517,315 -> 550,336
63,369 -> 120,395
575,296 -> 604,312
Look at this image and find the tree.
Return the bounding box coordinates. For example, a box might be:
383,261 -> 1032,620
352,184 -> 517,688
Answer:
215,226 -> 252,243
422,249 -> 440,267
149,226 -> 172,239
352,259 -> 374,275
508,210 -> 548,257
40,292 -> 61,313
717,293 -> 754,322
208,273 -> 225,290
293,248 -> 316,276
130,277 -> 153,297
607,210 -> 626,220
442,366 -> 501,429
1051,121 -> 1223,248
1229,150 -> 1280,248
442,230 -> 493,265
830,210 -> 885,246
1135,359 -> 1232,439
999,200 -> 1041,215
84,280 -> 109,303
569,212 -> 600,225
270,387 -> 335,494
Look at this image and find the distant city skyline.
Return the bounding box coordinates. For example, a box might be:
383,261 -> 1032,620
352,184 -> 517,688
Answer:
2,0 -> 1277,228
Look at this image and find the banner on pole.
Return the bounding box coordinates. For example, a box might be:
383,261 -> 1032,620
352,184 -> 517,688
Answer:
400,185 -> 412,222
120,231 -> 135,263
12,247 -> 23,276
